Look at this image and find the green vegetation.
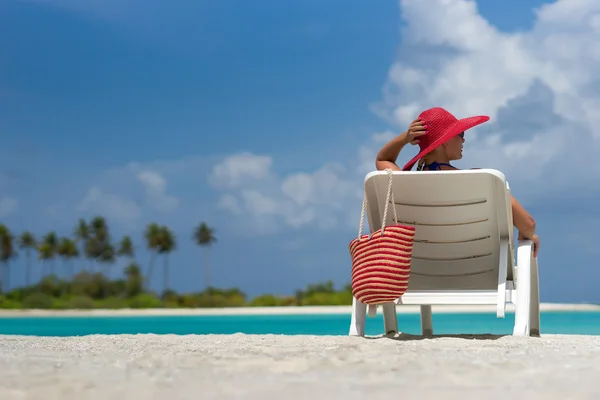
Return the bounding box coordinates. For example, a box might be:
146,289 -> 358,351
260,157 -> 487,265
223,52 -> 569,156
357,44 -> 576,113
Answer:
0,218 -> 352,310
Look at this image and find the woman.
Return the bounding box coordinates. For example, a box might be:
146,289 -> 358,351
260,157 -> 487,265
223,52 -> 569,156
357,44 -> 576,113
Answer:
375,107 -> 540,257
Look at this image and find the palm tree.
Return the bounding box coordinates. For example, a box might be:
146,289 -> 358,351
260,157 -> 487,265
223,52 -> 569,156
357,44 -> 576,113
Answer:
18,231 -> 36,286
194,222 -> 217,289
86,216 -> 111,276
84,237 -> 99,273
0,225 -> 17,293
57,237 -> 79,279
37,241 -> 55,280
124,262 -> 143,297
144,222 -> 161,290
157,225 -> 175,295
89,216 -> 108,242
88,216 -> 108,270
117,235 -> 134,261
73,218 -> 90,272
40,232 -> 58,277
117,235 -> 135,297
97,242 -> 115,281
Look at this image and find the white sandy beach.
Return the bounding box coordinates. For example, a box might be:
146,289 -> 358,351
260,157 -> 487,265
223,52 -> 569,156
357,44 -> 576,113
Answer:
0,333 -> 598,400
1,303 -> 597,398
0,302 -> 598,317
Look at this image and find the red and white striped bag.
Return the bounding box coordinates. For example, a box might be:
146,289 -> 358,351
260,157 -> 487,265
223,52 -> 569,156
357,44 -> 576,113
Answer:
349,168 -> 415,308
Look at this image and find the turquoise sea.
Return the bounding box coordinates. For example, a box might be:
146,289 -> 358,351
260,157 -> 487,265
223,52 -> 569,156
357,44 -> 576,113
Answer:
0,311 -> 599,336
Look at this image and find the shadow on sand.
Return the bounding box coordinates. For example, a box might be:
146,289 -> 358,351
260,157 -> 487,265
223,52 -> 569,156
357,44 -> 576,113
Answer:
365,333 -> 507,341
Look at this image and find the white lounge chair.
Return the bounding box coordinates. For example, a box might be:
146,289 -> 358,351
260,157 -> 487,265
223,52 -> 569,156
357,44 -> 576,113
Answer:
349,169 -> 540,337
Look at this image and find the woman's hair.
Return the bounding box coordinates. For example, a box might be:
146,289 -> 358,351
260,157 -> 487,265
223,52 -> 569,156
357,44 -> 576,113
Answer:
416,151 -> 434,171
416,146 -> 447,171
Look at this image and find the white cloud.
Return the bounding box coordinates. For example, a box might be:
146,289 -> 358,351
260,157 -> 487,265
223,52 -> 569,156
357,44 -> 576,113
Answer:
137,170 -> 166,193
240,190 -> 281,215
355,130 -> 396,175
135,170 -> 178,212
281,174 -> 314,207
217,194 -> 242,215
209,152 -> 368,234
211,0 -> 600,233
78,186 -> 141,222
373,0 -> 600,197
75,165 -> 179,225
0,197 -> 18,218
209,152 -> 272,189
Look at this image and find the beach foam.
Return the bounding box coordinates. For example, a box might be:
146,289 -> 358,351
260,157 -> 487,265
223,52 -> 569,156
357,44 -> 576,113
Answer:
0,302 -> 599,317
0,333 -> 598,399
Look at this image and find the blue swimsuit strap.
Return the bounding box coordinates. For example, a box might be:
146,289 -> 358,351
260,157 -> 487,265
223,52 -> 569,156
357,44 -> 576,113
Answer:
425,161 -> 455,170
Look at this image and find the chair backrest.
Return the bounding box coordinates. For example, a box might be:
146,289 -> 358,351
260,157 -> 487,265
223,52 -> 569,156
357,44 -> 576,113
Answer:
363,169 -> 514,292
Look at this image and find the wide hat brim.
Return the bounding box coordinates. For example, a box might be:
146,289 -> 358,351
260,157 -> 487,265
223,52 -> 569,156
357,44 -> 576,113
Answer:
401,115 -> 490,171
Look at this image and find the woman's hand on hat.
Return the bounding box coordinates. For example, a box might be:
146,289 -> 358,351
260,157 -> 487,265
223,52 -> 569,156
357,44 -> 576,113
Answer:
406,118 -> 427,145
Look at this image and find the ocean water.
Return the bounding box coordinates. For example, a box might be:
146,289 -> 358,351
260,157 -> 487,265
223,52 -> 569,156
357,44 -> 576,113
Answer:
0,311 -> 599,337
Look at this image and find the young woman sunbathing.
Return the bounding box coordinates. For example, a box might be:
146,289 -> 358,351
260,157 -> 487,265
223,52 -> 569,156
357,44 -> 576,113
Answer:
375,107 -> 540,257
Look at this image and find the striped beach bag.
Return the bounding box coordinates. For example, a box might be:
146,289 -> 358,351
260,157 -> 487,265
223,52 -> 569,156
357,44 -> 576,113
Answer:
349,168 -> 415,309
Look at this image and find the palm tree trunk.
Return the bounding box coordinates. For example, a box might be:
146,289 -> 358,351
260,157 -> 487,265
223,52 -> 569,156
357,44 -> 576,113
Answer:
61,261 -> 68,296
146,253 -> 155,291
25,250 -> 31,286
1,262 -> 7,293
163,255 -> 169,295
4,262 -> 9,292
204,248 -> 210,289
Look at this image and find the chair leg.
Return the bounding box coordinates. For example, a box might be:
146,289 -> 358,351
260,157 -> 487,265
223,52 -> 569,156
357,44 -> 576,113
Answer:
368,304 -> 377,317
349,296 -> 367,336
382,302 -> 398,335
496,238 -> 509,318
529,256 -> 541,337
420,305 -> 433,336
513,240 -> 533,336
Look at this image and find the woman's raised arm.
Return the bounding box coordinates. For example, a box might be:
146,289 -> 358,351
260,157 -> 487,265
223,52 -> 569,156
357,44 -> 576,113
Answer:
375,118 -> 427,171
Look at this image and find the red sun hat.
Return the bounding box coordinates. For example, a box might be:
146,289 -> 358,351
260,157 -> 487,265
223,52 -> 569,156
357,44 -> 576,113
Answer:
402,107 -> 490,171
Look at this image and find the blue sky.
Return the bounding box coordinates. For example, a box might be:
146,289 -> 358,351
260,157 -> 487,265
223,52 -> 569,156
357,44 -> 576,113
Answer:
2,0 -> 599,303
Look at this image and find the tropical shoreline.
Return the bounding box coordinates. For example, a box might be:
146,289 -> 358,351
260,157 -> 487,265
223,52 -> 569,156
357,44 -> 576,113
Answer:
0,302 -> 598,317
